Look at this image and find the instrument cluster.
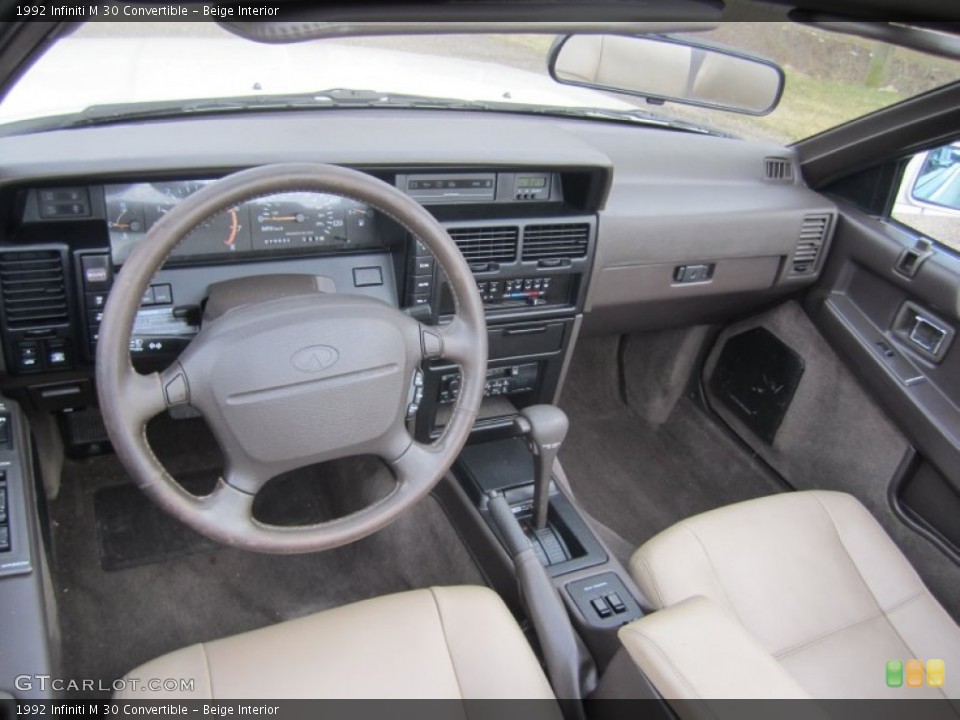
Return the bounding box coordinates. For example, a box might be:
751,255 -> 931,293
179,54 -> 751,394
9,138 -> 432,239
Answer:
105,180 -> 379,264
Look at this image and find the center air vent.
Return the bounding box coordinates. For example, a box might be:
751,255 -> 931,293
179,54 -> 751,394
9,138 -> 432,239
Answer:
447,225 -> 519,264
791,214 -> 831,275
0,250 -> 69,328
764,157 -> 794,182
521,223 -> 590,261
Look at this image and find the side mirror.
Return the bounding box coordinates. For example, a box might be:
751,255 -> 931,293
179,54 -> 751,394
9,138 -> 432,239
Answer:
549,34 -> 785,116
911,145 -> 960,211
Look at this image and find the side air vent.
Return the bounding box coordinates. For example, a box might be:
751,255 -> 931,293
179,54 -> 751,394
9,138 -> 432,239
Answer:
447,225 -> 519,264
791,214 -> 831,275
521,223 -> 590,261
0,250 -> 69,328
764,157 -> 794,182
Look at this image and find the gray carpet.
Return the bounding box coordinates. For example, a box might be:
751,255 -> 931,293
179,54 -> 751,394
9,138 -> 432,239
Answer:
50,417 -> 485,696
558,334 -> 787,552
703,301 -> 960,622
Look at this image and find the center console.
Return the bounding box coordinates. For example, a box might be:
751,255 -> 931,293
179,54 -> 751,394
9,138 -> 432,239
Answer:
440,417 -> 649,675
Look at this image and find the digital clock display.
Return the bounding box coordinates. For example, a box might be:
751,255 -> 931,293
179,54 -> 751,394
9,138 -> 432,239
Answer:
517,177 -> 547,189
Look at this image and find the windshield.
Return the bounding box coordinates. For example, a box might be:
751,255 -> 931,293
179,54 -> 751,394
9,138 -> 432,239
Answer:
3,21 -> 958,143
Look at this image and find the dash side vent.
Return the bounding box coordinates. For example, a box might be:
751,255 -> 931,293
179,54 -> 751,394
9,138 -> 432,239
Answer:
0,250 -> 69,328
521,223 -> 590,261
447,225 -> 519,264
791,214 -> 831,275
764,157 -> 794,182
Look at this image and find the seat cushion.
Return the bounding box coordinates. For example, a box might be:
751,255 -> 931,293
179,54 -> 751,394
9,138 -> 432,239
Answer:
116,585 -> 557,700
628,490 -> 960,699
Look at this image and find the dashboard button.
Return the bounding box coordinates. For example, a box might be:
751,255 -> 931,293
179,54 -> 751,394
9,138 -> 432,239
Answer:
141,287 -> 156,306
46,341 -> 70,369
409,294 -> 431,307
409,277 -> 433,295
151,284 -> 173,305
17,342 -> 40,371
410,256 -> 435,275
87,309 -> 104,325
81,255 -> 112,290
413,238 -> 432,257
86,292 -> 108,309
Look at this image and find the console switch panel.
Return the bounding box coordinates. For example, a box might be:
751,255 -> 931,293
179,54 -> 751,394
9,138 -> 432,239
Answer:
565,572 -> 643,628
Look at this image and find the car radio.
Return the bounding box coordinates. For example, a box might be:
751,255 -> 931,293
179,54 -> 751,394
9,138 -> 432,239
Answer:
438,363 -> 538,404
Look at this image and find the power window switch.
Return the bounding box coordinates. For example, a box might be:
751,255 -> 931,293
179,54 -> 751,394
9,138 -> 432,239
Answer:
0,486 -> 6,524
606,592 -> 628,614
0,414 -> 9,447
590,596 -> 613,619
0,525 -> 9,552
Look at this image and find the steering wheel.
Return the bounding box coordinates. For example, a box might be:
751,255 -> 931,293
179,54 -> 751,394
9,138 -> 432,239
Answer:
96,164 -> 487,553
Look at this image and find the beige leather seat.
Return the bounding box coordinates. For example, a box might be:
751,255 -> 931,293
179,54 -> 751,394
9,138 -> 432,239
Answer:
117,586 -> 557,700
621,490 -> 960,699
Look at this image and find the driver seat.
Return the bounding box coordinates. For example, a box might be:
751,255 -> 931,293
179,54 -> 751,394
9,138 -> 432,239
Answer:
116,586 -> 557,700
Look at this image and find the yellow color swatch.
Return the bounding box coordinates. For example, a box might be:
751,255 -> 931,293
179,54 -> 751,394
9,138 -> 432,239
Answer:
926,659 -> 945,688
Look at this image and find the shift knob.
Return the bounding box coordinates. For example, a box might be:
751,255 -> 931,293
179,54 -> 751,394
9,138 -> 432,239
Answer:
515,404 -> 569,530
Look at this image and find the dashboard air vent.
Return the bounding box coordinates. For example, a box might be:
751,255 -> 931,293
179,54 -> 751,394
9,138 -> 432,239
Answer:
764,157 -> 794,182
0,250 -> 69,329
447,225 -> 519,264
521,223 -> 590,261
791,214 -> 831,275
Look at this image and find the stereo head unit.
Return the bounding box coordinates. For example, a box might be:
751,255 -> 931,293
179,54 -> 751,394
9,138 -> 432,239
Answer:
397,171 -> 561,205
401,173 -> 497,204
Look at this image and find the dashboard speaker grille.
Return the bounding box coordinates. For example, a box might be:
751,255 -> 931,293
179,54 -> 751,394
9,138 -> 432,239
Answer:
446,225 -> 519,263
791,214 -> 831,275
0,250 -> 69,328
521,223 -> 590,261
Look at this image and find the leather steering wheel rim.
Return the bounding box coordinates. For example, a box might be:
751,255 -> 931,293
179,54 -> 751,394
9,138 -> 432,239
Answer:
96,163 -> 487,554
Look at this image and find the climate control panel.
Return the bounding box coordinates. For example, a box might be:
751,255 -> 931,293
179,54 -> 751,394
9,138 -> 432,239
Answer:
439,362 -> 538,404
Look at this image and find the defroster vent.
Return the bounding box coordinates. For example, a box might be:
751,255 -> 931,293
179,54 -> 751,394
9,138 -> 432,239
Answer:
0,250 -> 69,328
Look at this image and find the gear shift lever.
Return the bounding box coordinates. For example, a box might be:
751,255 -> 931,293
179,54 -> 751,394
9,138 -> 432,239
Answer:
514,405 -> 569,530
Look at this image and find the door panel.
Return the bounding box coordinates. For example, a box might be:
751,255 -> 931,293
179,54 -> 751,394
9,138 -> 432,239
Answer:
805,200 -> 960,567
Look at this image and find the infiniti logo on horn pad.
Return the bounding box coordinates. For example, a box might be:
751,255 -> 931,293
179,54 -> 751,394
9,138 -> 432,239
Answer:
291,345 -> 340,373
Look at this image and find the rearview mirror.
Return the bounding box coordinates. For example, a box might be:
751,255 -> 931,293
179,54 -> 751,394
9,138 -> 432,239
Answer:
549,34 -> 785,116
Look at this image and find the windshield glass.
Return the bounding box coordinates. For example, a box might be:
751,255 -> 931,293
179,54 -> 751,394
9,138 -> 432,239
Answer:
3,21 -> 958,143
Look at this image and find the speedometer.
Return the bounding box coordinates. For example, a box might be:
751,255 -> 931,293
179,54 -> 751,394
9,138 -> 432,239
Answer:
251,193 -> 347,250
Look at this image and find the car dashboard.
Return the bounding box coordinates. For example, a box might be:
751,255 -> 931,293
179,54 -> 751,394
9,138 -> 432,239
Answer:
0,107 -> 837,444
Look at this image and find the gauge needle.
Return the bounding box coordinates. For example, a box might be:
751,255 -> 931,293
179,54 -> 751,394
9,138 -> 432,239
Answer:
224,209 -> 239,248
